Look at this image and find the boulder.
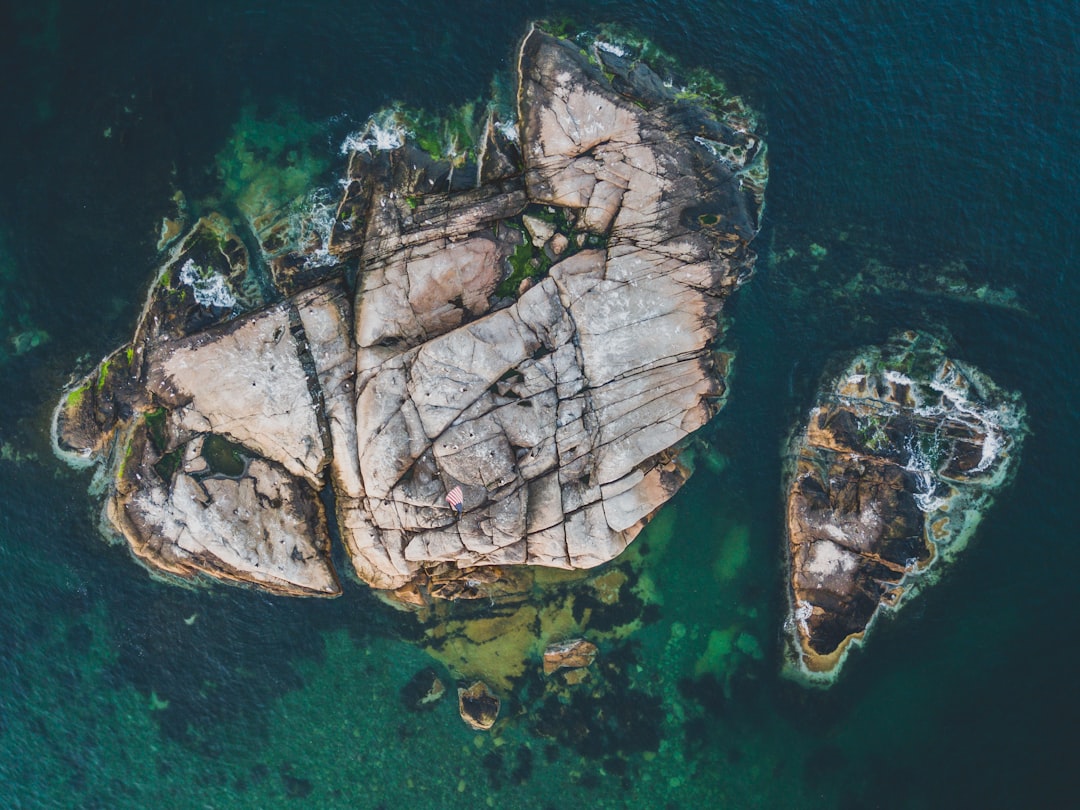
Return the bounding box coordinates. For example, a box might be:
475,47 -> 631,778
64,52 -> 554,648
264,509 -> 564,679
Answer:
333,28 -> 764,590
400,668 -> 447,712
542,638 -> 598,675
457,681 -> 500,731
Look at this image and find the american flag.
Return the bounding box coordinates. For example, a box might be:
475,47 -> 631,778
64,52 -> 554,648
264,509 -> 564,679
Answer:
445,485 -> 464,515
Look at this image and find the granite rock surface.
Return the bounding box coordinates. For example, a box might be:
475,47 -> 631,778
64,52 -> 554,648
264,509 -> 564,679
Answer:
53,27 -> 765,597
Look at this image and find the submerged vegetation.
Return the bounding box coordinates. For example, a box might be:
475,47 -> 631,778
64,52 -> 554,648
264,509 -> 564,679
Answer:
0,228 -> 49,365
404,100 -> 486,166
498,237 -> 550,298
210,103 -> 332,226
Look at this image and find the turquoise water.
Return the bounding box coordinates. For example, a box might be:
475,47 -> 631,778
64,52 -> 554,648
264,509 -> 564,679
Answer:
1,1 -> 1077,807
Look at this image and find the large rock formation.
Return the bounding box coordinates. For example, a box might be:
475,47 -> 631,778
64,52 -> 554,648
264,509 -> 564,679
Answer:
783,331 -> 1025,684
52,27 -> 765,598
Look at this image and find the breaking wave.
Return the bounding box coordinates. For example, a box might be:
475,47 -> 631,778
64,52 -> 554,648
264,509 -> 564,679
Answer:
340,109 -> 407,155
297,187 -> 339,268
178,260 -> 237,309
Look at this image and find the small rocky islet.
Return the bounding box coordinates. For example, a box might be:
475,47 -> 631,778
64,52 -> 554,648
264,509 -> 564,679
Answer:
52,22 -> 1024,714
783,331 -> 1025,683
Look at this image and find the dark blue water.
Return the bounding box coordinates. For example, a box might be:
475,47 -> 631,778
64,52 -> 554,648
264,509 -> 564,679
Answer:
1,1 -> 1076,807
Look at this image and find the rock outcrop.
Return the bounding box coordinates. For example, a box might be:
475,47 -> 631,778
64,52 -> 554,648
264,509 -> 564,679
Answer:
458,681 -> 500,731
783,331 -> 1025,684
542,638 -> 598,675
52,27 -> 765,598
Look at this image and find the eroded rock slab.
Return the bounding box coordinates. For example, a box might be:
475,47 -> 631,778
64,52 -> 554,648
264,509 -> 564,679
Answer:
52,26 -> 765,598
783,331 -> 1025,685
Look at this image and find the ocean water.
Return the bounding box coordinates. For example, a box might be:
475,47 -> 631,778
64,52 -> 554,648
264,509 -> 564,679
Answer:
1,1 -> 1077,807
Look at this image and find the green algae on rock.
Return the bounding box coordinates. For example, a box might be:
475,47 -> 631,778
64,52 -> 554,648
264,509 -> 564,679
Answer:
52,25 -> 765,599
783,331 -> 1026,685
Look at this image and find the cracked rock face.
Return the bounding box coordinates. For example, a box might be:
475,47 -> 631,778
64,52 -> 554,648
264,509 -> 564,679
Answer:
783,331 -> 1026,684
52,28 -> 765,598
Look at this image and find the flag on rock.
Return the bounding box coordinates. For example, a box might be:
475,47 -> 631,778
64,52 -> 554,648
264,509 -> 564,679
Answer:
445,485 -> 464,516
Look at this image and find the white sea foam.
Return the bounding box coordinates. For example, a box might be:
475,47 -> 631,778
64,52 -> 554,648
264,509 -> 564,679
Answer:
495,119 -> 519,143
340,111 -> 407,156
883,369 -> 916,387
178,260 -> 236,309
915,488 -> 950,514
881,358 -> 1015,480
883,369 -> 923,407
298,187 -> 338,268
974,425 -> 1004,472
897,429 -> 950,513
794,600 -> 813,633
595,40 -> 628,57
694,134 -> 754,171
694,135 -> 723,158
920,369 -> 1012,475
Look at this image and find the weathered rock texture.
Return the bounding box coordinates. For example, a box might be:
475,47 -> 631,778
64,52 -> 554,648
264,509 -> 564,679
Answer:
458,681 -> 500,731
52,27 -> 765,598
543,638 -> 598,675
783,331 -> 1025,684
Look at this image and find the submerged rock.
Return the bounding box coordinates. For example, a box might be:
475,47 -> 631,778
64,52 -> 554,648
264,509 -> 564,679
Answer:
400,667 -> 447,712
767,225 -> 1028,325
52,26 -> 765,598
542,638 -> 598,675
783,331 -> 1025,685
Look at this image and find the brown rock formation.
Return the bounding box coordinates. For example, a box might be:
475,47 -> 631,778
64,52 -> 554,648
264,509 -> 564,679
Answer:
784,331 -> 1025,684
542,638 -> 598,675
457,681 -> 501,731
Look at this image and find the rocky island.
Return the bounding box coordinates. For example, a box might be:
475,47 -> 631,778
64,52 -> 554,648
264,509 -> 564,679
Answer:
52,27 -> 767,601
783,331 -> 1025,684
